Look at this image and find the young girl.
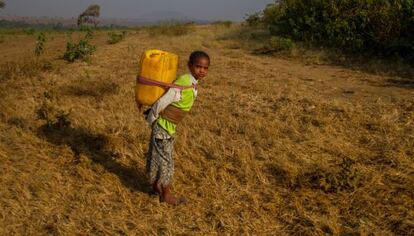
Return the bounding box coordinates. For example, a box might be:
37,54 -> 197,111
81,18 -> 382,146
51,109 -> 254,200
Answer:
145,51 -> 210,205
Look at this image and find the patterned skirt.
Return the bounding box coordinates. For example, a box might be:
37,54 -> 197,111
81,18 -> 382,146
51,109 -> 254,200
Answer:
146,123 -> 175,186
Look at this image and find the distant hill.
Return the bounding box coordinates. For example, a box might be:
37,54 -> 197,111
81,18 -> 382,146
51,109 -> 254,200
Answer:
0,16 -> 77,27
137,10 -> 192,22
0,13 -> 211,28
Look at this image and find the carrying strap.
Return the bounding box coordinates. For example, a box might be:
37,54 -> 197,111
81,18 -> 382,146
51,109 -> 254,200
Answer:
137,76 -> 196,90
160,105 -> 188,124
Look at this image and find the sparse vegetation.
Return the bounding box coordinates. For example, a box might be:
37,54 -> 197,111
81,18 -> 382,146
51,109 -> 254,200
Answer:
35,32 -> 47,56
107,31 -> 126,44
23,27 -> 35,35
213,21 -> 233,28
35,89 -> 71,128
63,30 -> 96,62
0,24 -> 413,235
147,22 -> 194,36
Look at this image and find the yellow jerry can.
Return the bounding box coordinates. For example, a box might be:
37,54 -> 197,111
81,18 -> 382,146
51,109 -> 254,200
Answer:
135,49 -> 179,107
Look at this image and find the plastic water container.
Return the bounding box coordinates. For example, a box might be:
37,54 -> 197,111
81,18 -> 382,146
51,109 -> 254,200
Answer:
135,49 -> 178,106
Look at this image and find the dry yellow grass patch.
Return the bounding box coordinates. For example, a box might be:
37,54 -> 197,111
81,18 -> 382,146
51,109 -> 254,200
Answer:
0,26 -> 413,235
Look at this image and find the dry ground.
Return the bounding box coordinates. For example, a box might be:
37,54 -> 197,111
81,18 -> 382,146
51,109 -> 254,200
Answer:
0,25 -> 413,235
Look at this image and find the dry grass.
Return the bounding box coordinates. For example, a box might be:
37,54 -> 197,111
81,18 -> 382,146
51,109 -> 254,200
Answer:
146,22 -> 195,37
0,25 -> 413,235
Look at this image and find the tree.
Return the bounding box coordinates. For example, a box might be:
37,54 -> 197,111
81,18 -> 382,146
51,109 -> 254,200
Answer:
0,1 -> 5,9
77,4 -> 100,27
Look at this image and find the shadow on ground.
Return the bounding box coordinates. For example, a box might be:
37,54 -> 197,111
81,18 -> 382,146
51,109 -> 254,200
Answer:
225,27 -> 414,80
384,78 -> 414,89
62,81 -> 121,99
365,77 -> 414,89
37,121 -> 150,194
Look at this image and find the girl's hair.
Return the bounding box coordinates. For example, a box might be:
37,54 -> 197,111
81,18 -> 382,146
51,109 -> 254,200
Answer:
189,51 -> 210,65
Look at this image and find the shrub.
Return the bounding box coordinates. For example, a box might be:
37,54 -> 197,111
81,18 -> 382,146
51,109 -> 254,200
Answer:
269,36 -> 295,52
35,32 -> 47,56
63,30 -> 96,62
213,21 -> 233,28
23,28 -> 35,35
107,31 -> 126,44
258,0 -> 414,60
35,90 -> 71,128
254,36 -> 295,54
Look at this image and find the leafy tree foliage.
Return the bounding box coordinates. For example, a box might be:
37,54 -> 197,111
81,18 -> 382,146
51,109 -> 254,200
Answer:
258,0 -> 414,60
245,12 -> 263,27
0,1 -> 5,9
77,4 -> 100,27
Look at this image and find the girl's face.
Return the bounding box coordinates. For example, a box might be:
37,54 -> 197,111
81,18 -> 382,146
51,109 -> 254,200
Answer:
189,57 -> 210,80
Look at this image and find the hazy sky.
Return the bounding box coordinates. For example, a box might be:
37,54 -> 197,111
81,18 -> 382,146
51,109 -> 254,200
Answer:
0,0 -> 274,21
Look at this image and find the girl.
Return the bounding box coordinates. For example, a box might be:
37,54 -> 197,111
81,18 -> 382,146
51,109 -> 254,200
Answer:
145,51 -> 210,205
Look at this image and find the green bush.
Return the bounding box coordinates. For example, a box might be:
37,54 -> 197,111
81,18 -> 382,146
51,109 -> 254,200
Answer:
245,12 -> 263,27
23,27 -> 35,35
35,32 -> 47,56
259,0 -> 414,60
269,36 -> 295,51
255,36 -> 295,54
107,31 -> 126,44
63,30 -> 96,62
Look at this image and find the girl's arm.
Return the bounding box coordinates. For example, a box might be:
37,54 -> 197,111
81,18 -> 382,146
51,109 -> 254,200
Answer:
146,88 -> 181,125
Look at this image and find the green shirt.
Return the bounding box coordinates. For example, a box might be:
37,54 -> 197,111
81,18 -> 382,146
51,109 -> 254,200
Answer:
157,74 -> 197,135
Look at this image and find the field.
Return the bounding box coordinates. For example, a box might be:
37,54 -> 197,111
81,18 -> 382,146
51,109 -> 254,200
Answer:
0,25 -> 413,235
